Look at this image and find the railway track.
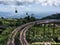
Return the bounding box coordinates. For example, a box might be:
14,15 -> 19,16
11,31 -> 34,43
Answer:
7,22 -> 35,45
20,24 -> 34,45
7,19 -> 60,45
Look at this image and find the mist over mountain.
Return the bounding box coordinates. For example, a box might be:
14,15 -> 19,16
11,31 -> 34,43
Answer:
0,12 -> 11,18
0,11 -> 58,19
41,13 -> 60,19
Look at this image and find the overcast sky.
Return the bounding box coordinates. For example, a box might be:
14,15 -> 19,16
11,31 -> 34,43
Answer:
0,0 -> 60,18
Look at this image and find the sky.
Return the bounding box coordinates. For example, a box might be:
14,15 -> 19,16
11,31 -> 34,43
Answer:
0,0 -> 60,18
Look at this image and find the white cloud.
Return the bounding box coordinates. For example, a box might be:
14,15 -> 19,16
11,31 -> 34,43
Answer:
18,0 -> 34,3
0,0 -> 60,6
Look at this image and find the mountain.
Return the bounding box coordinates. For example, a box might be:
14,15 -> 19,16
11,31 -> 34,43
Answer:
0,12 -> 12,18
0,12 -> 53,18
0,11 -> 60,19
41,13 -> 60,19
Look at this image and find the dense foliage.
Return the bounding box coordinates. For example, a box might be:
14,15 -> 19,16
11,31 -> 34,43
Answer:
0,13 -> 60,45
26,24 -> 60,44
0,13 -> 37,45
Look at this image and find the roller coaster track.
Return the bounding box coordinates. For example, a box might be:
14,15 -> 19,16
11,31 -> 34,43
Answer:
7,19 -> 60,45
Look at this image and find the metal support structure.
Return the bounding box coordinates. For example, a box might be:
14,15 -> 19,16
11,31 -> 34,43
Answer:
40,24 -> 42,27
44,24 -> 46,35
48,24 -> 50,30
48,23 -> 50,32
53,23 -> 55,35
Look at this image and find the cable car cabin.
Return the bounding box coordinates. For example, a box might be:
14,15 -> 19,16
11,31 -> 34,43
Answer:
15,10 -> 18,13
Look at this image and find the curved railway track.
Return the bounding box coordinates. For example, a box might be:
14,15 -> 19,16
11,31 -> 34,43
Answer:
7,22 -> 35,45
7,19 -> 60,45
20,24 -> 35,45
